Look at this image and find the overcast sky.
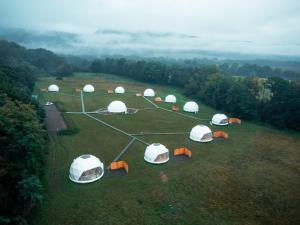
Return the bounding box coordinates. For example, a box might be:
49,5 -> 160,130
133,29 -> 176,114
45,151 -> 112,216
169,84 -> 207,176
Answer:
0,0 -> 300,56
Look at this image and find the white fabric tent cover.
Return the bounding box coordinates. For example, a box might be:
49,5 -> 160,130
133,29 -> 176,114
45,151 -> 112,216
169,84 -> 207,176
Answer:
83,84 -> 95,92
183,101 -> 199,113
69,155 -> 104,183
115,86 -> 125,94
143,88 -> 155,97
107,100 -> 127,113
212,114 -> 228,125
144,143 -> 169,164
165,94 -> 176,103
190,125 -> 213,142
48,84 -> 59,92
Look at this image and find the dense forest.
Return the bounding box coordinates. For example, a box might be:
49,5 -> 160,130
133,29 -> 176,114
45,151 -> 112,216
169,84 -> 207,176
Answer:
90,58 -> 300,131
0,43 -> 52,224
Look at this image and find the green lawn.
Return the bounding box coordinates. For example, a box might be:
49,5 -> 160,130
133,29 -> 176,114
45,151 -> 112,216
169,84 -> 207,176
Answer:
30,73 -> 300,225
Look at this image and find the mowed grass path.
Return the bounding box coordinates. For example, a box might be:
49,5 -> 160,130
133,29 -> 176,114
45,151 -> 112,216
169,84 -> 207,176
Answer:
30,73 -> 300,225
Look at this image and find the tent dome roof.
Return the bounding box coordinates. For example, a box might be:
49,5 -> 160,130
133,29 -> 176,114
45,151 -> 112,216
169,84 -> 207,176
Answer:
69,154 -> 104,183
144,143 -> 169,164
107,100 -> 127,113
83,84 -> 95,92
190,125 -> 213,142
212,114 -> 228,125
165,94 -> 176,103
183,101 -> 199,113
143,88 -> 155,97
48,84 -> 59,92
115,86 -> 125,94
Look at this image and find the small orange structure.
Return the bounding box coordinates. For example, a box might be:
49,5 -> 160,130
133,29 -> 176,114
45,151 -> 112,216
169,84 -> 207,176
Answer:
40,88 -> 47,92
107,89 -> 114,94
110,161 -> 128,173
172,105 -> 179,112
136,92 -> 142,97
173,147 -> 192,158
213,131 -> 229,140
75,88 -> 81,93
155,97 -> 162,102
228,118 -> 241,124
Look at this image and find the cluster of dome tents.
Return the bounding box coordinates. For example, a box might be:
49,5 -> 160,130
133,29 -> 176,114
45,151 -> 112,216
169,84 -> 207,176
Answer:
45,83 -> 240,184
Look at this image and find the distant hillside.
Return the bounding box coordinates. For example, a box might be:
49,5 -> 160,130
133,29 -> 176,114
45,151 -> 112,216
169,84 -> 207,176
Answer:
0,39 -> 72,75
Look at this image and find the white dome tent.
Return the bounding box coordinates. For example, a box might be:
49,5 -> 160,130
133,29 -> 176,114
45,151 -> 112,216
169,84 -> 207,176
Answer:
143,88 -> 155,97
189,125 -> 213,142
83,84 -> 95,93
211,114 -> 228,126
115,86 -> 125,94
183,101 -> 199,113
69,155 -> 104,183
107,100 -> 127,113
144,143 -> 169,164
48,84 -> 59,92
165,94 -> 176,103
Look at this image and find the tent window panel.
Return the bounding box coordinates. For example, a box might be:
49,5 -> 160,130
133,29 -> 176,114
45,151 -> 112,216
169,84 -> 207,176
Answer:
154,152 -> 169,162
79,167 -> 103,181
220,119 -> 228,124
202,132 -> 212,141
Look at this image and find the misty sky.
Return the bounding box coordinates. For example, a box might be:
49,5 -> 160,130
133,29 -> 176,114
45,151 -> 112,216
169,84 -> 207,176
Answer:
0,0 -> 300,56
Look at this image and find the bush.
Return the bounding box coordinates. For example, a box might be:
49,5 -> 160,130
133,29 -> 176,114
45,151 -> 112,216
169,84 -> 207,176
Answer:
57,128 -> 79,136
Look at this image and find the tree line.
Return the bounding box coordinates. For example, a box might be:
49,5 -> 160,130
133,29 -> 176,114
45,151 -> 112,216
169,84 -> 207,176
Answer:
90,58 -> 300,131
0,67 -> 46,224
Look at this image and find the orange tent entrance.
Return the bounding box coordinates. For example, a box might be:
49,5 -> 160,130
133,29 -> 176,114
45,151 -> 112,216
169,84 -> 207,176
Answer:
172,105 -> 179,112
109,161 -> 128,173
213,131 -> 229,140
155,97 -> 162,102
107,89 -> 114,94
40,88 -> 47,92
136,92 -> 142,96
173,147 -> 192,159
75,88 -> 81,93
228,118 -> 241,124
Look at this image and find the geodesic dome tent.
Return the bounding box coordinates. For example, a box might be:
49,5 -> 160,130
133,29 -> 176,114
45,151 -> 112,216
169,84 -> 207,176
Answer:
143,88 -> 155,97
165,94 -> 176,103
83,84 -> 95,93
189,125 -> 213,142
183,101 -> 199,113
107,100 -> 127,113
48,84 -> 59,92
211,114 -> 228,126
69,155 -> 104,183
115,86 -> 125,94
144,143 -> 169,164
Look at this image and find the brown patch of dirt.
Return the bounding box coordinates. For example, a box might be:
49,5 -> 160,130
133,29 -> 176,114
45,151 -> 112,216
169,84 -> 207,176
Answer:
44,104 -> 67,134
159,171 -> 169,183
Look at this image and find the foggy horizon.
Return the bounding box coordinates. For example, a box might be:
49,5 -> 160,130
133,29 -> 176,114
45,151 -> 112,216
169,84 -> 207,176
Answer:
0,0 -> 300,58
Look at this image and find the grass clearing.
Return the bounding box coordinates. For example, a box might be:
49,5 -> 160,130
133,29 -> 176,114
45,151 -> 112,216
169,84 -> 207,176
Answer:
30,73 -> 300,225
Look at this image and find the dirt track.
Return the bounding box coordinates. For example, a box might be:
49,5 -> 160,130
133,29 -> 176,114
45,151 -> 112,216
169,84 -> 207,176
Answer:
44,104 -> 66,134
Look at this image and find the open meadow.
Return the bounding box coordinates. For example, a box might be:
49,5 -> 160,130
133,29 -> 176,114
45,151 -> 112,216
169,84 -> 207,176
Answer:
30,73 -> 300,225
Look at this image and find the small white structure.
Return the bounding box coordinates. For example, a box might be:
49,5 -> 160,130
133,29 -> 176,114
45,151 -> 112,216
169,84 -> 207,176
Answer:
183,101 -> 199,113
83,84 -> 95,93
48,84 -> 59,92
69,155 -> 104,183
107,100 -> 127,113
189,125 -> 213,142
144,143 -> 169,164
143,88 -> 155,97
165,94 -> 176,103
115,86 -> 125,94
211,114 -> 228,126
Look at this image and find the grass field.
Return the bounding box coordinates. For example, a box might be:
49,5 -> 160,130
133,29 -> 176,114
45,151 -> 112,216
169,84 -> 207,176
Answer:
30,73 -> 300,225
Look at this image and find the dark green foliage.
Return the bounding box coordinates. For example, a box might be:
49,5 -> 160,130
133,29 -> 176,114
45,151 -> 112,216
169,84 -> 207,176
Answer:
90,58 -> 300,131
0,66 -> 46,224
57,128 -> 79,136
